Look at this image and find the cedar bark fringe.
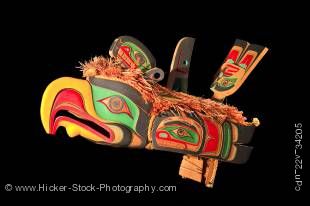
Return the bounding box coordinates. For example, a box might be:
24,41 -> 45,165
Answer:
80,56 -> 250,125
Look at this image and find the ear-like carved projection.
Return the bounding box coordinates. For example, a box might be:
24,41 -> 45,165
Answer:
167,37 -> 195,92
109,36 -> 165,82
40,36 -> 268,188
109,36 -> 156,71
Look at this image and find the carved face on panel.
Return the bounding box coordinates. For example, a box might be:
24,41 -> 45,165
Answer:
151,111 -> 205,154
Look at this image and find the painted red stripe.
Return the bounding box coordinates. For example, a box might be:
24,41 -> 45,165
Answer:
226,64 -> 241,70
176,68 -> 188,74
223,71 -> 233,76
226,49 -> 239,62
226,68 -> 239,73
240,54 -> 254,67
202,119 -> 220,154
227,67 -> 240,71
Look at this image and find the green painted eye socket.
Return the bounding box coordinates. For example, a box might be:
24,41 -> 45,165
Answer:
97,95 -> 133,118
219,77 -> 237,88
160,125 -> 198,144
221,79 -> 232,87
173,128 -> 190,137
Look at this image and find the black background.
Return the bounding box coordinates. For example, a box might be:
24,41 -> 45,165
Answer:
0,8 -> 307,199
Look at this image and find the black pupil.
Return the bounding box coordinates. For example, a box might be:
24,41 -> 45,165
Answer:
178,129 -> 185,135
153,72 -> 160,79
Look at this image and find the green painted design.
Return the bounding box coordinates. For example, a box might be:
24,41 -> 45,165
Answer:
227,77 -> 237,83
123,42 -> 151,72
161,126 -> 198,144
91,84 -> 139,132
227,59 -> 234,64
221,122 -> 232,159
215,77 -> 237,91
239,63 -> 247,69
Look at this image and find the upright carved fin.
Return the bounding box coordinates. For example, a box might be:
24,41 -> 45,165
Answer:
167,37 -> 195,92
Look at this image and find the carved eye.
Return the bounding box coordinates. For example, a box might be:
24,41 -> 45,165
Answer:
169,126 -> 194,140
97,96 -> 132,118
156,124 -> 199,144
222,79 -> 229,86
134,51 -> 146,65
173,128 -> 190,138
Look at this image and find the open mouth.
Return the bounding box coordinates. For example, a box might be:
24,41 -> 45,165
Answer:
53,110 -> 111,139
41,77 -> 118,143
49,89 -> 115,143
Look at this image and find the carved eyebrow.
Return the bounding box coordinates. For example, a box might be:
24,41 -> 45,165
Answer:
164,121 -> 196,131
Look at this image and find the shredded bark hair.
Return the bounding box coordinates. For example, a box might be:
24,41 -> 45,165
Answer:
80,56 -> 252,125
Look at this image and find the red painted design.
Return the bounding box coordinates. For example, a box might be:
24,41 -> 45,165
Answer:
156,130 -> 170,139
118,46 -> 137,70
177,49 -> 183,68
226,49 -> 239,62
239,54 -> 254,68
223,64 -> 241,76
176,68 -> 188,74
50,89 -> 114,142
202,119 -> 220,154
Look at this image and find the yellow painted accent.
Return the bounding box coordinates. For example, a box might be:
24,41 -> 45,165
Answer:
58,120 -> 126,144
66,125 -> 80,138
40,77 -> 102,134
108,124 -> 124,144
40,77 -> 131,144
58,120 -> 105,142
